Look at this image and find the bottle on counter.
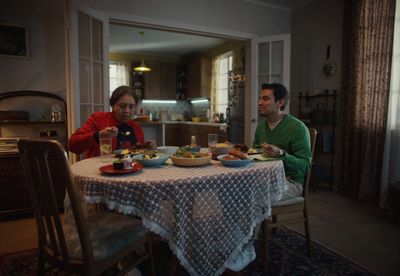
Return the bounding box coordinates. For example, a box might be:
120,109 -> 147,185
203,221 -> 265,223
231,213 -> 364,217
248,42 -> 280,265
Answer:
190,135 -> 197,147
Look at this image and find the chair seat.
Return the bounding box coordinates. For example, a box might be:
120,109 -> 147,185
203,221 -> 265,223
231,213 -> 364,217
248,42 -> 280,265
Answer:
64,212 -> 148,261
272,196 -> 304,207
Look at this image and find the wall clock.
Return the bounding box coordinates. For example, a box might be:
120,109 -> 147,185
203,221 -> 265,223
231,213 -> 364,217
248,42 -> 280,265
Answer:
321,60 -> 336,78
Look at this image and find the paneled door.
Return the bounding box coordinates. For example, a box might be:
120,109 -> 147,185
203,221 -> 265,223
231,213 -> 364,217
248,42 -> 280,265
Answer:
67,1 -> 109,130
256,34 -> 290,121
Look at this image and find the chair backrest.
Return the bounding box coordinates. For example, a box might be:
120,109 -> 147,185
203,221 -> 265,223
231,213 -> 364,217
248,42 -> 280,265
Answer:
18,139 -> 94,271
303,128 -> 317,198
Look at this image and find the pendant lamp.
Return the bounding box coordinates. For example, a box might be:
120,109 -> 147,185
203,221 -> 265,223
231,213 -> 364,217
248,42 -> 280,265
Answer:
134,32 -> 151,72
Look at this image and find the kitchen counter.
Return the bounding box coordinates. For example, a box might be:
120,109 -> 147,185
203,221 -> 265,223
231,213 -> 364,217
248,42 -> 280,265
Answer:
138,121 -> 228,147
138,120 -> 226,127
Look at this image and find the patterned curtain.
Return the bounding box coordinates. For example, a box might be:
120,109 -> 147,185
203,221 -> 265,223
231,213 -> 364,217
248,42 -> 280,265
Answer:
337,0 -> 396,203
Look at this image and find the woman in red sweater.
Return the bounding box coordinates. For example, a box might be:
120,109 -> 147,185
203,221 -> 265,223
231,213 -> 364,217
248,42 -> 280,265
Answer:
68,86 -> 144,159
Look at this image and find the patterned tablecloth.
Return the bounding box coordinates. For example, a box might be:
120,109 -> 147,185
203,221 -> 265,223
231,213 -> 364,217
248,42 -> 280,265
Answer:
70,157 -> 287,276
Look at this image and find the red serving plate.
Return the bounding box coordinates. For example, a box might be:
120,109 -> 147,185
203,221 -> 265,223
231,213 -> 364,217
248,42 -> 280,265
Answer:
99,163 -> 143,175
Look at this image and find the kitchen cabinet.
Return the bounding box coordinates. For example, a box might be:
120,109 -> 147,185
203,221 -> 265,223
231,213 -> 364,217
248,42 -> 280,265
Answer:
144,62 -> 177,99
176,65 -> 187,100
160,63 -> 177,99
165,124 -> 180,146
187,56 -> 211,99
132,71 -> 145,99
144,62 -> 161,99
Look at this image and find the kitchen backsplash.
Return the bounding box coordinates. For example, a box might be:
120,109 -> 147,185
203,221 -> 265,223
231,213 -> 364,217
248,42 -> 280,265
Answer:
137,100 -> 211,121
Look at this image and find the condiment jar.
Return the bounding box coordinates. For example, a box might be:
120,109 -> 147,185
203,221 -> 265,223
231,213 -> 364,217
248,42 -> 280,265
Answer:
122,154 -> 132,170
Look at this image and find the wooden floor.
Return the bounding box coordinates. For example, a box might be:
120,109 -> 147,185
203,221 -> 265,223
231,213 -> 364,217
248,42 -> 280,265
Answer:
1,189 -> 399,276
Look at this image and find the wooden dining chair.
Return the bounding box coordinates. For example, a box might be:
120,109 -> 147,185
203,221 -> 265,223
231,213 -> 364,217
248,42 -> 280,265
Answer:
261,127 -> 317,272
18,138 -> 155,276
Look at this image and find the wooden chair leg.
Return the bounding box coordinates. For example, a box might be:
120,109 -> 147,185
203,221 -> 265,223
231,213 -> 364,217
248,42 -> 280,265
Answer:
146,236 -> 156,276
167,255 -> 180,276
272,215 -> 278,235
37,250 -> 45,275
261,220 -> 269,272
303,208 -> 312,257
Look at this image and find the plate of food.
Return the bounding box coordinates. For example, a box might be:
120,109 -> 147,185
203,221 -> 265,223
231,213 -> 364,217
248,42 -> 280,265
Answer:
217,149 -> 251,167
133,153 -> 170,167
171,148 -> 211,167
99,162 -> 143,175
217,154 -> 251,167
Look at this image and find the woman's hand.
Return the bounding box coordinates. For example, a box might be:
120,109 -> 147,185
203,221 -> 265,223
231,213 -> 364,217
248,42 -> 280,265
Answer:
99,126 -> 118,138
260,143 -> 283,157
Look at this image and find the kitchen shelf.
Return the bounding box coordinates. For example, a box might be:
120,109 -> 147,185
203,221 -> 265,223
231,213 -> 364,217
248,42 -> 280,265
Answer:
298,89 -> 337,190
0,91 -> 67,218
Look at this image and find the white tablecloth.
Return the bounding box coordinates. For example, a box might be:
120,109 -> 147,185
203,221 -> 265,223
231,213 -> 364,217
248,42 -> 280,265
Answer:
70,157 -> 286,276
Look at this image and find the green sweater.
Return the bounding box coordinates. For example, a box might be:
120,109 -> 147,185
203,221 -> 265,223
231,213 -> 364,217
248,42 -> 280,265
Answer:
253,114 -> 311,185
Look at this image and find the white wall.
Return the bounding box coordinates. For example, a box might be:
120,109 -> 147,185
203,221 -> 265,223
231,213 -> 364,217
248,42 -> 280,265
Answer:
0,0 -> 66,98
290,0 -> 343,116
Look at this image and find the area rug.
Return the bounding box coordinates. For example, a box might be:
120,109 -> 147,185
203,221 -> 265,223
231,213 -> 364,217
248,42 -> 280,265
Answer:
0,228 -> 375,275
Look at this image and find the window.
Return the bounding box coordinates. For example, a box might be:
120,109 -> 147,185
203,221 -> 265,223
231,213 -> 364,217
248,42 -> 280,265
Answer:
109,62 -> 129,96
215,52 -> 233,116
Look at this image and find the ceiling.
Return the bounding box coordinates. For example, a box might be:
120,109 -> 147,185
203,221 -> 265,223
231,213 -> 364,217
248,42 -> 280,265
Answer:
109,24 -> 227,58
108,0 -> 316,58
244,0 -> 317,11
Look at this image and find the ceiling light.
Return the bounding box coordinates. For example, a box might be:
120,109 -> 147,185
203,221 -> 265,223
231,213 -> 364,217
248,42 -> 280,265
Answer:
134,32 -> 151,72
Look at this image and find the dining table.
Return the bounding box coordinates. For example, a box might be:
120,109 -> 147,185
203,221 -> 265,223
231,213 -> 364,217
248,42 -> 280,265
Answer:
69,155 -> 287,276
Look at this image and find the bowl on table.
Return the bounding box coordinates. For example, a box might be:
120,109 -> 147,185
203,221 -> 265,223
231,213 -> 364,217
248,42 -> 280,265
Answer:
132,153 -> 169,167
209,143 -> 232,156
217,154 -> 252,167
170,153 -> 211,167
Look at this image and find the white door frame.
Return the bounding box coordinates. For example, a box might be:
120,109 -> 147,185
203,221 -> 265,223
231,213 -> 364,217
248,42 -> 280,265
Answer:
65,0 -> 110,132
249,34 -> 291,143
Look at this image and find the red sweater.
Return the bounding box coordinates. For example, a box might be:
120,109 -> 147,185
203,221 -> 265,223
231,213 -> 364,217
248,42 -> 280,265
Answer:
68,112 -> 144,159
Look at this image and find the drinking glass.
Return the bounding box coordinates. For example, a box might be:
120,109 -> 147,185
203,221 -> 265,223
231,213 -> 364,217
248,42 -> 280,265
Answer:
208,134 -> 218,147
99,137 -> 113,161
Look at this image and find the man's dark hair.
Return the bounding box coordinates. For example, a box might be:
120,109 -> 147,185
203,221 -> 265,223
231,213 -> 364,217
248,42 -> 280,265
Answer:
261,83 -> 289,110
109,86 -> 139,107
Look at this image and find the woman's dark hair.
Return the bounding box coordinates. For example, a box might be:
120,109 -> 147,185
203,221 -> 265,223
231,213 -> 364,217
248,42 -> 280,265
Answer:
109,86 -> 138,107
261,83 -> 289,110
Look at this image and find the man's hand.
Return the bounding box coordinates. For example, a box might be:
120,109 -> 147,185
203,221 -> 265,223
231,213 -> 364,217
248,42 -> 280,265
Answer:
99,126 -> 118,138
260,143 -> 283,157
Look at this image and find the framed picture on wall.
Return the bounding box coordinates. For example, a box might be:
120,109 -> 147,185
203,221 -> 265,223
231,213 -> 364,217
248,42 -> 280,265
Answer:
0,23 -> 29,59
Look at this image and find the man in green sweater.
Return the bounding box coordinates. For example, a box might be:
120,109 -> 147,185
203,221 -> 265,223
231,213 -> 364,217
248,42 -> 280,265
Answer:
254,83 -> 311,200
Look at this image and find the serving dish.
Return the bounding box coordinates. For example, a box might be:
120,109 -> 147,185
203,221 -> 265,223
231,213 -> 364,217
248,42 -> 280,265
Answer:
99,163 -> 143,175
170,154 -> 211,167
133,153 -> 169,167
210,143 -> 231,156
217,154 -> 252,167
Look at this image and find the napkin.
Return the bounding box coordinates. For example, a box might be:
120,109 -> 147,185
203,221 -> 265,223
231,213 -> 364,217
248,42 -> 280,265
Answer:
248,153 -> 277,161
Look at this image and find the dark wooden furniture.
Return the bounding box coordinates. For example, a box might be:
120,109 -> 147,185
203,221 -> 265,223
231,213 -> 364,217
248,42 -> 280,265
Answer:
18,139 -> 155,275
298,90 -> 337,189
0,91 -> 68,218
